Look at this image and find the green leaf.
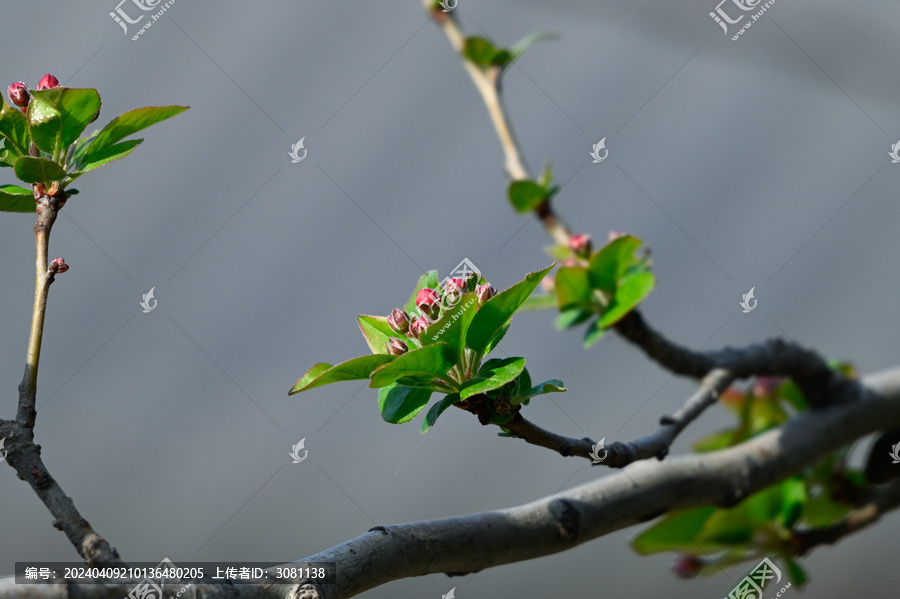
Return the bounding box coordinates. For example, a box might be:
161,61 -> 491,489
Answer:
632,506 -> 718,555
421,393 -> 459,433
514,378 -> 566,404
802,493 -> 851,527
421,292 -> 478,360
556,307 -> 593,330
508,179 -> 548,213
462,36 -> 501,69
555,266 -> 592,311
404,270 -> 439,314
0,97 -> 30,155
0,184 -> 34,212
583,319 -> 605,348
509,32 -> 557,61
786,558 -> 807,586
597,271 -> 655,328
27,88 -> 101,156
466,264 -> 554,353
692,428 -> 740,452
520,292 -> 556,311
85,105 -> 188,157
289,354 -> 395,394
460,357 -> 526,400
73,138 -> 142,173
587,234 -> 645,292
378,383 -> 432,424
14,156 -> 66,184
510,367 -> 532,401
779,477 -> 807,528
484,322 -> 509,355
358,315 -> 398,355
369,343 -> 456,388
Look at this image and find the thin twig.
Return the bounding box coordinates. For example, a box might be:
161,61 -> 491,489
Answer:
434,11 -> 571,245
2,185 -> 123,565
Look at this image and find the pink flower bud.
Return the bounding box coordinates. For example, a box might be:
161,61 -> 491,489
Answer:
7,82 -> 29,108
408,317 -> 428,340
36,74 -> 59,90
49,257 -> 69,274
387,308 -> 410,335
416,287 -> 440,318
476,283 -> 496,305
608,230 -> 626,241
386,337 -> 408,356
672,555 -> 703,579
569,233 -> 592,257
442,278 -> 465,307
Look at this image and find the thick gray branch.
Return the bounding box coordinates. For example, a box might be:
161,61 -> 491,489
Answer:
4,366 -> 897,599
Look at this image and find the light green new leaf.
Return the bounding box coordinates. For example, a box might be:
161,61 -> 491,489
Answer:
632,506 -> 718,555
588,234 -> 644,292
73,139 -> 142,173
514,379 -> 566,404
460,357 -> 526,400
290,354 -> 395,394
508,179 -> 547,213
369,343 -> 456,388
0,97 -> 30,155
27,88 -> 101,156
466,264 -> 554,353
421,292 -> 478,359
0,184 -> 34,212
597,271 -> 655,328
14,156 -> 66,184
85,105 -> 188,157
358,315 -> 398,355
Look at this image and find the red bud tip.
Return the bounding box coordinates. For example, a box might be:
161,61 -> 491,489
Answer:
475,283 -> 496,305
416,287 -> 441,318
37,74 -> 59,90
608,230 -> 626,241
408,317 -> 428,340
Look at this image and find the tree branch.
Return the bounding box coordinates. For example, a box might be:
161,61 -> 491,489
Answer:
2,185 -> 123,566
4,366 -> 898,599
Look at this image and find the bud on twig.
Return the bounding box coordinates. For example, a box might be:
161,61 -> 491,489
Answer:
569,233 -> 592,258
36,74 -> 59,90
476,283 -> 496,305
386,337 -> 408,356
408,317 -> 428,340
7,82 -> 29,108
608,230 -> 626,241
388,308 -> 410,335
416,288 -> 440,319
672,555 -> 703,579
48,258 -> 69,274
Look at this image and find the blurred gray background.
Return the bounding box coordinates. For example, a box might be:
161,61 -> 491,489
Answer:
2,0 -> 899,597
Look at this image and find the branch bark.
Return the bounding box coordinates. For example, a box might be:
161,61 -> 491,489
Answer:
3,366 -> 898,599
